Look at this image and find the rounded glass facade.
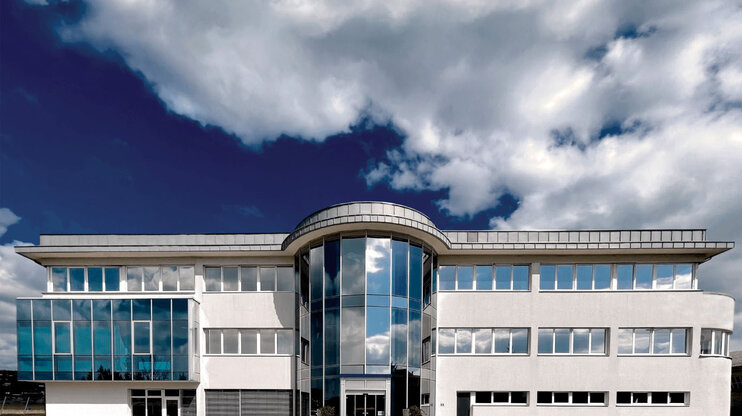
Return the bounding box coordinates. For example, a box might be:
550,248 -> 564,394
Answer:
297,234 -> 436,415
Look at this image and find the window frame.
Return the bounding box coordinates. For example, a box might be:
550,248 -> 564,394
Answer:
617,327 -> 689,356
537,328 -> 607,356
203,265 -> 295,293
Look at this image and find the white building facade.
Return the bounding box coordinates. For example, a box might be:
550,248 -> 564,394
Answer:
14,201 -> 735,416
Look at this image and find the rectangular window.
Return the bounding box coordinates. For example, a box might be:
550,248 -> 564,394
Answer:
512,266 -> 529,290
619,328 -> 688,355
105,267 -> 120,291
241,330 -> 258,354
438,329 -> 455,354
440,328 -> 528,355
260,329 -> 276,354
241,267 -> 258,291
222,267 -> 239,291
495,266 -> 511,290
474,329 -> 492,354
88,267 -> 103,291
133,322 -> 151,354
635,265 -> 653,289
538,328 -> 607,355
457,266 -> 473,290
536,392 -> 606,405
475,266 -> 492,290
223,329 -> 239,354
617,392 -> 688,406
205,267 -> 221,292
52,267 -> 68,292
466,391 -> 528,405
259,267 -> 276,291
540,265 -> 555,290
556,265 -> 573,290
617,264 -> 633,290
455,329 -> 472,353
162,266 -> 178,291
438,266 -> 456,290
701,328 -> 730,356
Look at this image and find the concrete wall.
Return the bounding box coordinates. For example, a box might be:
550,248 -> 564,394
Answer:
45,382 -> 198,416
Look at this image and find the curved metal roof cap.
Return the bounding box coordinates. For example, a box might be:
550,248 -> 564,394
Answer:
283,201 -> 451,251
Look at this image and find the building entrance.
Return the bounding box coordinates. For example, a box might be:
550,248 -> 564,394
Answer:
345,393 -> 386,416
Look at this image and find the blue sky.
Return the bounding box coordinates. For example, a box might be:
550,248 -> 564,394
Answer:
1,0 -> 741,368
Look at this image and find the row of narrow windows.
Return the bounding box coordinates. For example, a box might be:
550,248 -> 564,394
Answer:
459,390 -> 689,406
46,262 -> 696,293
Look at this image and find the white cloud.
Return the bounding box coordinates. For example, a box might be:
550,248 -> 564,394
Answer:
0,208 -> 46,369
29,1 -> 742,347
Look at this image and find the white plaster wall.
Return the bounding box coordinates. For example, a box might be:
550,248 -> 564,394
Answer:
435,289 -> 733,416
199,292 -> 295,328
45,382 -> 198,416
200,356 -> 293,389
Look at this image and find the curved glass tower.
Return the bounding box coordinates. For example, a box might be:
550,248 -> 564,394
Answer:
298,234 -> 435,416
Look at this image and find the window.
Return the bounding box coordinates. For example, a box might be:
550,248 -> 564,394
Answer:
538,328 -> 606,355
700,329 -> 731,356
204,266 -> 294,292
537,392 -> 605,405
204,329 -> 293,355
439,328 -> 528,354
49,266 -> 123,292
131,389 -> 196,416
422,337 -> 431,363
616,392 -> 687,406
618,328 -> 688,355
126,266 -> 194,292
540,263 -> 695,291
438,265 -> 530,291
468,391 -> 528,405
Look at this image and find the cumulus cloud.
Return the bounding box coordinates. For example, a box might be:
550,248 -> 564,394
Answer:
31,1 -> 742,346
0,209 -> 46,369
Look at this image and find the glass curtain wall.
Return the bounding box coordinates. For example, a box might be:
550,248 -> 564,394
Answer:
300,235 -> 435,416
17,298 -> 191,381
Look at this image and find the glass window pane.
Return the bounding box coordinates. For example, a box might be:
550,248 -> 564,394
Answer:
617,264 -> 633,290
669,392 -> 685,404
591,329 -> 606,354
73,321 -> 91,355
538,329 -> 553,354
73,299 -> 91,321
94,321 -> 112,355
700,329 -> 712,354
52,299 -> 71,321
675,264 -> 693,289
277,267 -> 294,291
88,267 -> 103,291
576,265 -> 593,290
259,267 -> 276,291
277,329 -> 293,354
573,329 -> 589,354
205,267 -> 221,292
438,329 -> 455,354
511,329 -> 528,354
438,266 -> 456,291
54,322 -> 71,354
260,329 -> 276,354
653,329 -> 670,354
474,329 -> 492,354
512,266 -> 529,290
17,321 -> 32,356
391,308 -> 407,365
54,355 -> 72,380
495,266 -> 511,290
114,321 -> 132,355
409,244 -> 423,301
179,266 -> 195,291
457,266 -> 473,290
241,329 -> 257,354
105,267 -> 120,291
134,322 -> 151,354
366,307 -> 391,365
52,267 -> 67,291
455,329 -> 472,353
17,299 -> 32,321
494,329 -> 510,353
172,320 -> 188,355
69,268 -> 85,291
656,265 -> 674,289
132,299 -> 151,320
634,329 -> 650,354
511,392 -> 528,404
207,330 -> 221,354
343,238 -> 366,296
366,238 -> 391,295
540,265 -> 555,290
143,267 -> 160,291
475,266 -> 492,290
391,239 -> 408,297
33,299 -> 52,320
556,265 -> 573,290
714,330 -> 723,355
241,267 -> 258,291
671,329 -> 686,354
127,267 -> 142,291
594,265 -> 611,289
93,299 -> 112,321
554,329 -> 570,353
222,329 -> 238,354
635,265 -> 653,289
162,266 -> 178,291
222,267 -> 239,291
651,392 -> 668,404
112,299 -> 131,321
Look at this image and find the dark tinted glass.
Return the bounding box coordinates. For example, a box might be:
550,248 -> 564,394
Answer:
105,267 -> 120,291
409,244 -> 422,300
113,299 -> 131,320
69,268 -> 85,291
172,299 -> 188,320
33,320 -> 52,355
132,299 -> 151,320
73,299 -> 91,321
152,299 -> 171,321
33,299 -> 51,320
52,299 -> 71,321
92,300 -> 111,321
17,300 -> 32,321
391,239 -> 408,296
88,267 -> 103,291
324,240 -> 340,297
